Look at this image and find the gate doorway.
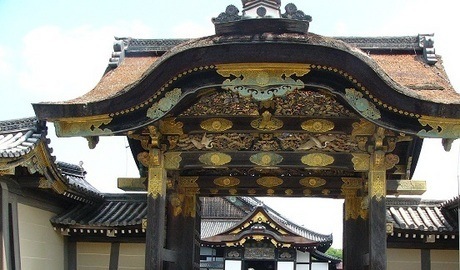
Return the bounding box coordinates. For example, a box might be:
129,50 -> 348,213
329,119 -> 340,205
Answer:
244,260 -> 275,270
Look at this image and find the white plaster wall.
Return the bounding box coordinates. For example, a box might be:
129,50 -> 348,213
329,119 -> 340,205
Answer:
118,243 -> 145,270
387,248 -> 421,270
431,249 -> 459,270
77,242 -> 110,270
225,260 -> 242,270
311,262 -> 328,270
277,261 -> 294,270
17,203 -> 64,270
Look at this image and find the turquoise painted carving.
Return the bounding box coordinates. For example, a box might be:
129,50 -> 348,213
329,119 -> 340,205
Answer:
147,88 -> 182,120
345,88 -> 381,120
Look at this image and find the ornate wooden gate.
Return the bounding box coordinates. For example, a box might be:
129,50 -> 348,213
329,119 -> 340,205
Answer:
33,1 -> 460,269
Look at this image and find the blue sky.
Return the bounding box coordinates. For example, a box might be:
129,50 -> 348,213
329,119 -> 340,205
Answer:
1,0 -> 460,248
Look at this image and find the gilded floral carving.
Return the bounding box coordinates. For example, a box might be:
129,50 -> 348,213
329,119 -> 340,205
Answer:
299,177 -> 327,188
301,153 -> 334,167
250,152 -> 283,167
256,177 -> 283,188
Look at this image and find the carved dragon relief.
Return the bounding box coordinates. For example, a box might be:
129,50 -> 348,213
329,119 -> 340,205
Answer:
180,89 -> 356,117
174,132 -> 359,152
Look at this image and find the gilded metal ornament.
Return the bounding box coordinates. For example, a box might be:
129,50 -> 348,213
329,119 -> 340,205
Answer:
345,88 -> 381,120
177,177 -> 200,218
216,63 -> 310,101
351,153 -> 370,171
299,177 -> 326,188
256,176 -> 283,188
38,177 -> 52,189
417,115 -> 460,138
199,152 -> 232,166
200,118 -> 233,132
159,118 -> 184,135
214,176 -> 240,187
250,152 -> 283,167
301,119 -> 335,133
369,151 -> 386,201
384,153 -> 400,170
147,88 -> 182,120
351,119 -> 376,139
297,135 -> 337,150
164,152 -> 182,170
251,111 -> 283,131
301,153 -> 334,167
54,115 -> 113,137
148,167 -> 166,198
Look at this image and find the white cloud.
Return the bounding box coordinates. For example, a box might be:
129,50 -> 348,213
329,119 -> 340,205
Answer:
18,21 -> 154,103
0,46 -> 10,75
171,21 -> 214,38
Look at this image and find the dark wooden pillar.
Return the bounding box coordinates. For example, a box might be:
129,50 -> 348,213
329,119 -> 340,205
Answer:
0,180 -> 12,270
144,146 -> 167,269
342,178 -> 368,270
166,177 -> 201,270
367,150 -> 387,270
421,249 -> 431,270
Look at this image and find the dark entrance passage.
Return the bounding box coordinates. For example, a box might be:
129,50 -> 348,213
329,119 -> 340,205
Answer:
244,260 -> 275,270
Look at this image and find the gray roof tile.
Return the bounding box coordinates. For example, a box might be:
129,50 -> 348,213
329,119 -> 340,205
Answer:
386,198 -> 458,233
0,117 -> 42,158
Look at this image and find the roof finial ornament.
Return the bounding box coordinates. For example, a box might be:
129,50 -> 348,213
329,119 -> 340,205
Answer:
418,34 -> 437,65
241,0 -> 282,18
213,1 -> 312,34
282,3 -> 312,22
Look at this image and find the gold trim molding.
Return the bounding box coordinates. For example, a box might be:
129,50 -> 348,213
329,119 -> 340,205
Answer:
251,111 -> 283,131
250,152 -> 283,167
301,119 -> 335,133
299,177 -> 327,188
214,176 -> 240,187
351,153 -> 370,171
199,152 -> 232,166
54,115 -> 112,137
256,177 -> 283,188
164,152 -> 182,170
201,118 -> 233,132
216,63 -> 310,101
418,116 -> 460,138
301,153 -> 334,167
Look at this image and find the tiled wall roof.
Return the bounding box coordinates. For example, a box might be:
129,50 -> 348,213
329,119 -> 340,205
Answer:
0,117 -> 42,158
386,198 -> 457,233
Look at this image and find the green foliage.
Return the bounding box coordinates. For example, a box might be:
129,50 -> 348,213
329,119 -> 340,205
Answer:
325,247 -> 343,259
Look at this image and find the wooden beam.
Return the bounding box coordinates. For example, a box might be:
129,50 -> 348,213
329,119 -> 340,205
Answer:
168,116 -> 359,134
117,177 -> 146,191
387,180 -> 426,195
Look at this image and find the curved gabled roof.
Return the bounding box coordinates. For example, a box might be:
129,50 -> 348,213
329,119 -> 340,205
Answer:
32,32 -> 460,138
0,117 -> 42,158
0,117 -> 102,202
201,197 -> 333,251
